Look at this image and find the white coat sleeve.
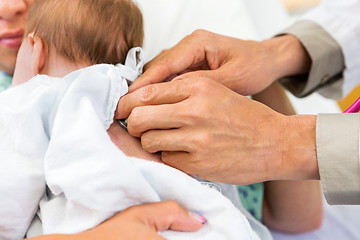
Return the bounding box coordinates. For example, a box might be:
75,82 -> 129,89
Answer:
302,0 -> 360,98
317,113 -> 360,205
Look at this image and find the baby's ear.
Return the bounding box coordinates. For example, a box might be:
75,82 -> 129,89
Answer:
28,33 -> 46,75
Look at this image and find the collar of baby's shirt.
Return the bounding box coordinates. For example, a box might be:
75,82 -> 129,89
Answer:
28,74 -> 61,86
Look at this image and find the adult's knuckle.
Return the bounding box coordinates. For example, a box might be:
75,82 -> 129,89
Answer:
141,133 -> 157,153
163,200 -> 183,214
139,85 -> 157,104
182,29 -> 210,51
125,204 -> 142,216
191,99 -> 212,120
188,77 -> 211,93
200,132 -> 213,147
190,29 -> 210,40
127,107 -> 143,134
128,107 -> 142,123
180,102 -> 207,128
190,132 -> 209,149
140,136 -> 151,151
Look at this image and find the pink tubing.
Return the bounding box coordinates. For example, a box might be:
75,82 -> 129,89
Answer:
344,96 -> 360,113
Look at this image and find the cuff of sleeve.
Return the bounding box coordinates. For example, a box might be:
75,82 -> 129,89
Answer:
317,113 -> 360,205
278,20 -> 345,99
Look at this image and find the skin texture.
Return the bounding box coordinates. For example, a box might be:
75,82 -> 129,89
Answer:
116,30 -> 322,233
116,30 -> 318,183
118,76 -> 319,183
253,83 -> 323,233
0,0 -> 34,74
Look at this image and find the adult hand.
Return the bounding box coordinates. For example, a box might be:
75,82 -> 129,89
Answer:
117,77 -> 319,184
28,201 -> 205,240
129,30 -> 310,96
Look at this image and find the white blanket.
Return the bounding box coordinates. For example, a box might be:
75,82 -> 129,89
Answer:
0,49 -> 261,240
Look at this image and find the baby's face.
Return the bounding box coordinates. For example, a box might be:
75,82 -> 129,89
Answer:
12,36 -> 35,86
0,0 -> 35,74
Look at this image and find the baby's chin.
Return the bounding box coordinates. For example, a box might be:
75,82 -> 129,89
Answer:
107,121 -> 162,163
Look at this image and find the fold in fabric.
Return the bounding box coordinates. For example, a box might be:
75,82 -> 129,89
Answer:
0,48 -> 260,240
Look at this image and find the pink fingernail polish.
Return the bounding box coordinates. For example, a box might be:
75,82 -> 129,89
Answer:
189,211 -> 207,224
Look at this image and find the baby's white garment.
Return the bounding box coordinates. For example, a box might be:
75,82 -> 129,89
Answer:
0,47 -> 261,240
0,47 -> 142,240
0,82 -> 47,240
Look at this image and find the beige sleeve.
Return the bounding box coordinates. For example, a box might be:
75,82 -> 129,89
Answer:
317,113 -> 360,205
278,20 -> 345,99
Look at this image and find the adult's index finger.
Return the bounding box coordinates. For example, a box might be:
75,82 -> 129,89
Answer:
116,80 -> 192,119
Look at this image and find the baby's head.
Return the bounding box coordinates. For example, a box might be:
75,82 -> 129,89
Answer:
13,0 -> 143,85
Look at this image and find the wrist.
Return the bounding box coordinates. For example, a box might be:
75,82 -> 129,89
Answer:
261,35 -> 311,80
270,114 -> 319,181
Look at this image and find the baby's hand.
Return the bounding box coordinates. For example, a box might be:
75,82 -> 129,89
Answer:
107,121 -> 161,163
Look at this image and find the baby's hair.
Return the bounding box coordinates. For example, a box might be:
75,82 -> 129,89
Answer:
26,0 -> 144,65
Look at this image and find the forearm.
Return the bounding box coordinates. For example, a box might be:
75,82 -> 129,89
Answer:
260,34 -> 311,82
271,114 -> 319,181
252,82 -> 296,115
262,180 -> 323,233
255,84 -> 323,232
253,82 -> 319,181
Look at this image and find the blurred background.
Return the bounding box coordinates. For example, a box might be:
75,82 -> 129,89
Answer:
282,0 -> 321,15
138,0 -> 341,116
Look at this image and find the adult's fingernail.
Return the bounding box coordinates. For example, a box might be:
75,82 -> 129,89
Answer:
189,211 -> 207,224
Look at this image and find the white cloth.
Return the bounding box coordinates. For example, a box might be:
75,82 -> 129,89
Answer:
301,0 -> 360,97
0,48 -> 260,240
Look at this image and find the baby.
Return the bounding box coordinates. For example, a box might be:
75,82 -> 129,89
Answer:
12,0 -> 143,85
0,0 -> 267,239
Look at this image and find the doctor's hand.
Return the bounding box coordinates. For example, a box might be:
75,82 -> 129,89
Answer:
28,201 -> 205,240
117,77 -> 319,184
129,30 -> 311,96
